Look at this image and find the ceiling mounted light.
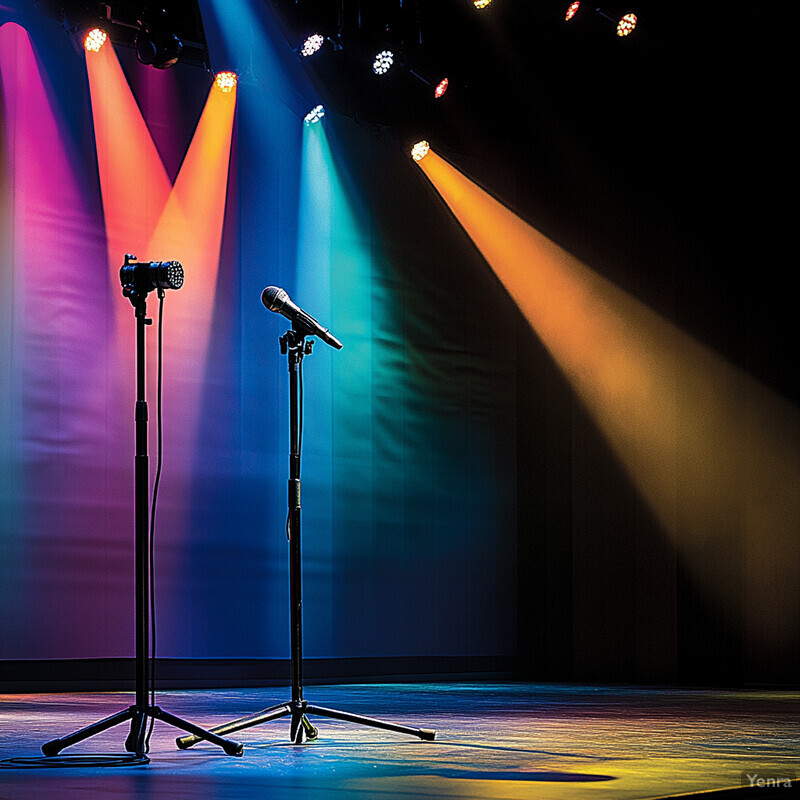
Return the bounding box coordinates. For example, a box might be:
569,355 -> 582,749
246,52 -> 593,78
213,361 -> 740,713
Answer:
304,104 -> 325,124
135,29 -> 183,69
616,12 -> 638,35
595,7 -> 639,36
83,27 -> 108,53
411,141 -> 430,161
214,71 -> 238,92
473,0 -> 493,9
410,70 -> 450,100
372,50 -> 394,75
565,2 -> 581,21
300,32 -> 325,57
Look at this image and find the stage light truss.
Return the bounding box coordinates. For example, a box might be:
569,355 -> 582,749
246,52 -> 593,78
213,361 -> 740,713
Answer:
135,28 -> 183,69
50,0 -> 211,68
62,0 -> 646,147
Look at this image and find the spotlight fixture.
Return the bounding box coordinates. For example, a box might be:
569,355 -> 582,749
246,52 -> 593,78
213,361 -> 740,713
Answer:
372,50 -> 395,75
304,104 -> 325,124
473,0 -> 493,9
616,12 -> 637,36
83,27 -> 108,52
410,70 -> 450,100
411,141 -> 430,162
595,7 -> 639,36
214,71 -> 238,93
135,28 -> 183,69
565,2 -> 581,21
300,32 -> 325,57
119,255 -> 184,306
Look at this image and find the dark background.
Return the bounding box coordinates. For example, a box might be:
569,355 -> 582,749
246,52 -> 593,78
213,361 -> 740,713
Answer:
5,0 -> 795,688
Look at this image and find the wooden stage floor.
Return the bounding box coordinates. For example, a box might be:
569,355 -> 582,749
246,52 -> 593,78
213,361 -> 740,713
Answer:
1,683 -> 797,799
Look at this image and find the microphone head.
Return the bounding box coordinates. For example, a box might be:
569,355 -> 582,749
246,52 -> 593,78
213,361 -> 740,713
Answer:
261,286 -> 288,312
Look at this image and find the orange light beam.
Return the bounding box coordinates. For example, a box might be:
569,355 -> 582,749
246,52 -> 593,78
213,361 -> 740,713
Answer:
416,148 -> 800,654
84,40 -> 172,271
84,43 -> 237,556
146,78 -> 237,402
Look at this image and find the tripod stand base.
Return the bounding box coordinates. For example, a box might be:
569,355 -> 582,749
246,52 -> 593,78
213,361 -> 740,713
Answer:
175,698 -> 436,748
42,704 -> 244,758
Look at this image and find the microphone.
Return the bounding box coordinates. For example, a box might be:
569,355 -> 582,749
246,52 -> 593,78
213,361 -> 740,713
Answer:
261,286 -> 343,349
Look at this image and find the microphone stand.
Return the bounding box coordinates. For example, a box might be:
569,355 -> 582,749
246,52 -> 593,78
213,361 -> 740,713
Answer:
42,289 -> 243,760
176,323 -> 436,746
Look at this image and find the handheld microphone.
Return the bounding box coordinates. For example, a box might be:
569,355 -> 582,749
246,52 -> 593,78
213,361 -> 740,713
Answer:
261,286 -> 343,349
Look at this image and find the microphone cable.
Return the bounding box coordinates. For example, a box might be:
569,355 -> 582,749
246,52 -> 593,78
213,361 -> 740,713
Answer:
144,288 -> 167,751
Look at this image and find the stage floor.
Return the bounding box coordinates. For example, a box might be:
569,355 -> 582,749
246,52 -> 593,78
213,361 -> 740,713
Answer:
0,683 -> 797,799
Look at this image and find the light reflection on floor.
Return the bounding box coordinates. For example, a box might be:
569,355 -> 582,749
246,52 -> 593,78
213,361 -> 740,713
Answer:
1,683 -> 797,799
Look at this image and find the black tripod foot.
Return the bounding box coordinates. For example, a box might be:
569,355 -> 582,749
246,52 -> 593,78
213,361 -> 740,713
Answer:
42,705 -> 243,758
306,703 -> 435,741
42,707 -> 137,757
175,697 -> 435,747
290,709 -> 318,744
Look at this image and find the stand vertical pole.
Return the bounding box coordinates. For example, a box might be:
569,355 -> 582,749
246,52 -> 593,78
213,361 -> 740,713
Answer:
41,289 -> 243,760
175,324 -> 435,749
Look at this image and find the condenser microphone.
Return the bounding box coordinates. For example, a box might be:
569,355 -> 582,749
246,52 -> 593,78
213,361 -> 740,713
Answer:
261,286 -> 343,349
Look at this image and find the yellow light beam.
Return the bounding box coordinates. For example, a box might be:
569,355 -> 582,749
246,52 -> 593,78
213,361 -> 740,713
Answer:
417,148 -> 800,656
146,78 -> 237,390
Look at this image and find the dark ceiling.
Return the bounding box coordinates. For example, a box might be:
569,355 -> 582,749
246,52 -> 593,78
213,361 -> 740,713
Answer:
34,0 -> 791,397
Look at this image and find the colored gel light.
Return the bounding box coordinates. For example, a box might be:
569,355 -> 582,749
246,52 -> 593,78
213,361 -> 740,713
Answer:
434,78 -> 448,99
304,104 -> 325,124
214,71 -> 238,92
565,2 -> 580,21
617,13 -> 637,36
83,28 -> 108,53
411,140 -> 430,161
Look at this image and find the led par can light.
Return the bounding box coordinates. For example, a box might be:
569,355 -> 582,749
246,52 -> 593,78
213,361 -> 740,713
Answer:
120,255 -> 184,304
83,27 -> 108,52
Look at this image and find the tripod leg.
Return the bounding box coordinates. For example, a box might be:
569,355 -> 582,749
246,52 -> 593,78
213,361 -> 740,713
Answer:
41,706 -> 137,757
152,707 -> 243,756
305,704 -> 436,741
302,715 -> 319,741
176,703 -> 291,750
